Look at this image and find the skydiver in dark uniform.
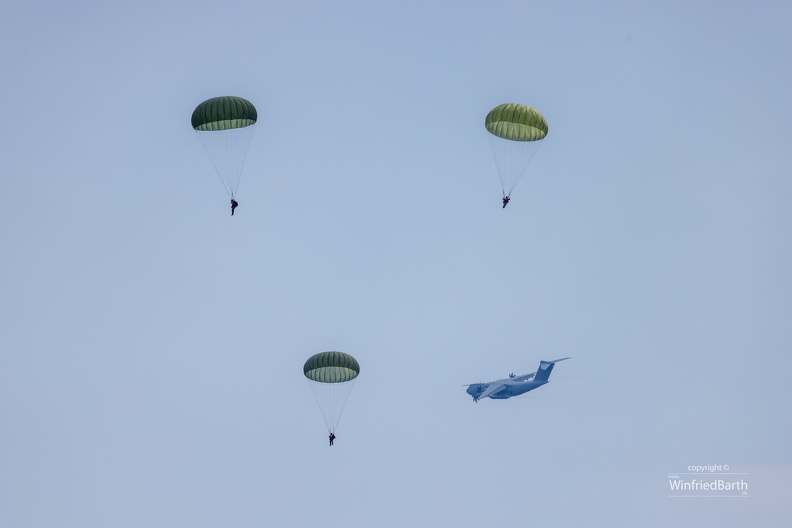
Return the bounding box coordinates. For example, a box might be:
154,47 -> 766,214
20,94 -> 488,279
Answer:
329,432 -> 336,446
231,198 -> 238,216
502,196 -> 510,208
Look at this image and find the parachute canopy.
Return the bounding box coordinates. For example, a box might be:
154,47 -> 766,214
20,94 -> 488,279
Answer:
191,96 -> 257,131
485,104 -> 547,142
485,103 -> 548,198
304,351 -> 360,383
192,96 -> 258,199
304,351 -> 360,434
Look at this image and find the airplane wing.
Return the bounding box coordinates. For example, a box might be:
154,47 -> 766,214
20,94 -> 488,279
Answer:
506,358 -> 570,384
510,371 -> 536,382
477,382 -> 509,400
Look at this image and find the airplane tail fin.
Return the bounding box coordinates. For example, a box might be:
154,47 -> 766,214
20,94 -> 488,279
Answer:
533,357 -> 570,382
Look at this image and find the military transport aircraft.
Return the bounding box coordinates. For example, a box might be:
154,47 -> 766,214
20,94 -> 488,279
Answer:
465,357 -> 571,402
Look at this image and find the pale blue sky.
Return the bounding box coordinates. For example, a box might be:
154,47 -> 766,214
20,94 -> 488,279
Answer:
1,1 -> 791,526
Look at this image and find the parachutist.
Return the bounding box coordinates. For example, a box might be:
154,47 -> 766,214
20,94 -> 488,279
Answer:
305,351 -> 359,438
486,104 -> 547,205
231,199 -> 238,215
192,96 -> 257,202
502,196 -> 510,208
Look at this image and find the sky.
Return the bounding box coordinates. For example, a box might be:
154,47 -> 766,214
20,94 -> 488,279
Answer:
1,0 -> 791,526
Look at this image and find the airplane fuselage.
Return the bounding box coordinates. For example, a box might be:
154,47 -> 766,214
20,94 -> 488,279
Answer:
466,379 -> 548,400
490,379 -> 547,398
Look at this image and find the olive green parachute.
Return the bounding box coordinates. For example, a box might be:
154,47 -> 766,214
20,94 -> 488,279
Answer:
191,96 -> 257,131
485,104 -> 548,142
304,351 -> 360,435
191,96 -> 258,200
304,351 -> 360,383
485,103 -> 548,199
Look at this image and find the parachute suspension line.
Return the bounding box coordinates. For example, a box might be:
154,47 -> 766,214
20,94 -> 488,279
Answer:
331,380 -> 355,431
488,135 -> 544,197
314,380 -> 354,433
195,125 -> 255,198
197,129 -> 232,197
307,379 -> 357,434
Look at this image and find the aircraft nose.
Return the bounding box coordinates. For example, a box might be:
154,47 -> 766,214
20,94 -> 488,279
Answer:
466,384 -> 484,398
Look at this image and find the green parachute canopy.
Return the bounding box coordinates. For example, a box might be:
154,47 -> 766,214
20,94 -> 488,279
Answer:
304,351 -> 360,383
485,103 -> 548,142
191,96 -> 257,131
